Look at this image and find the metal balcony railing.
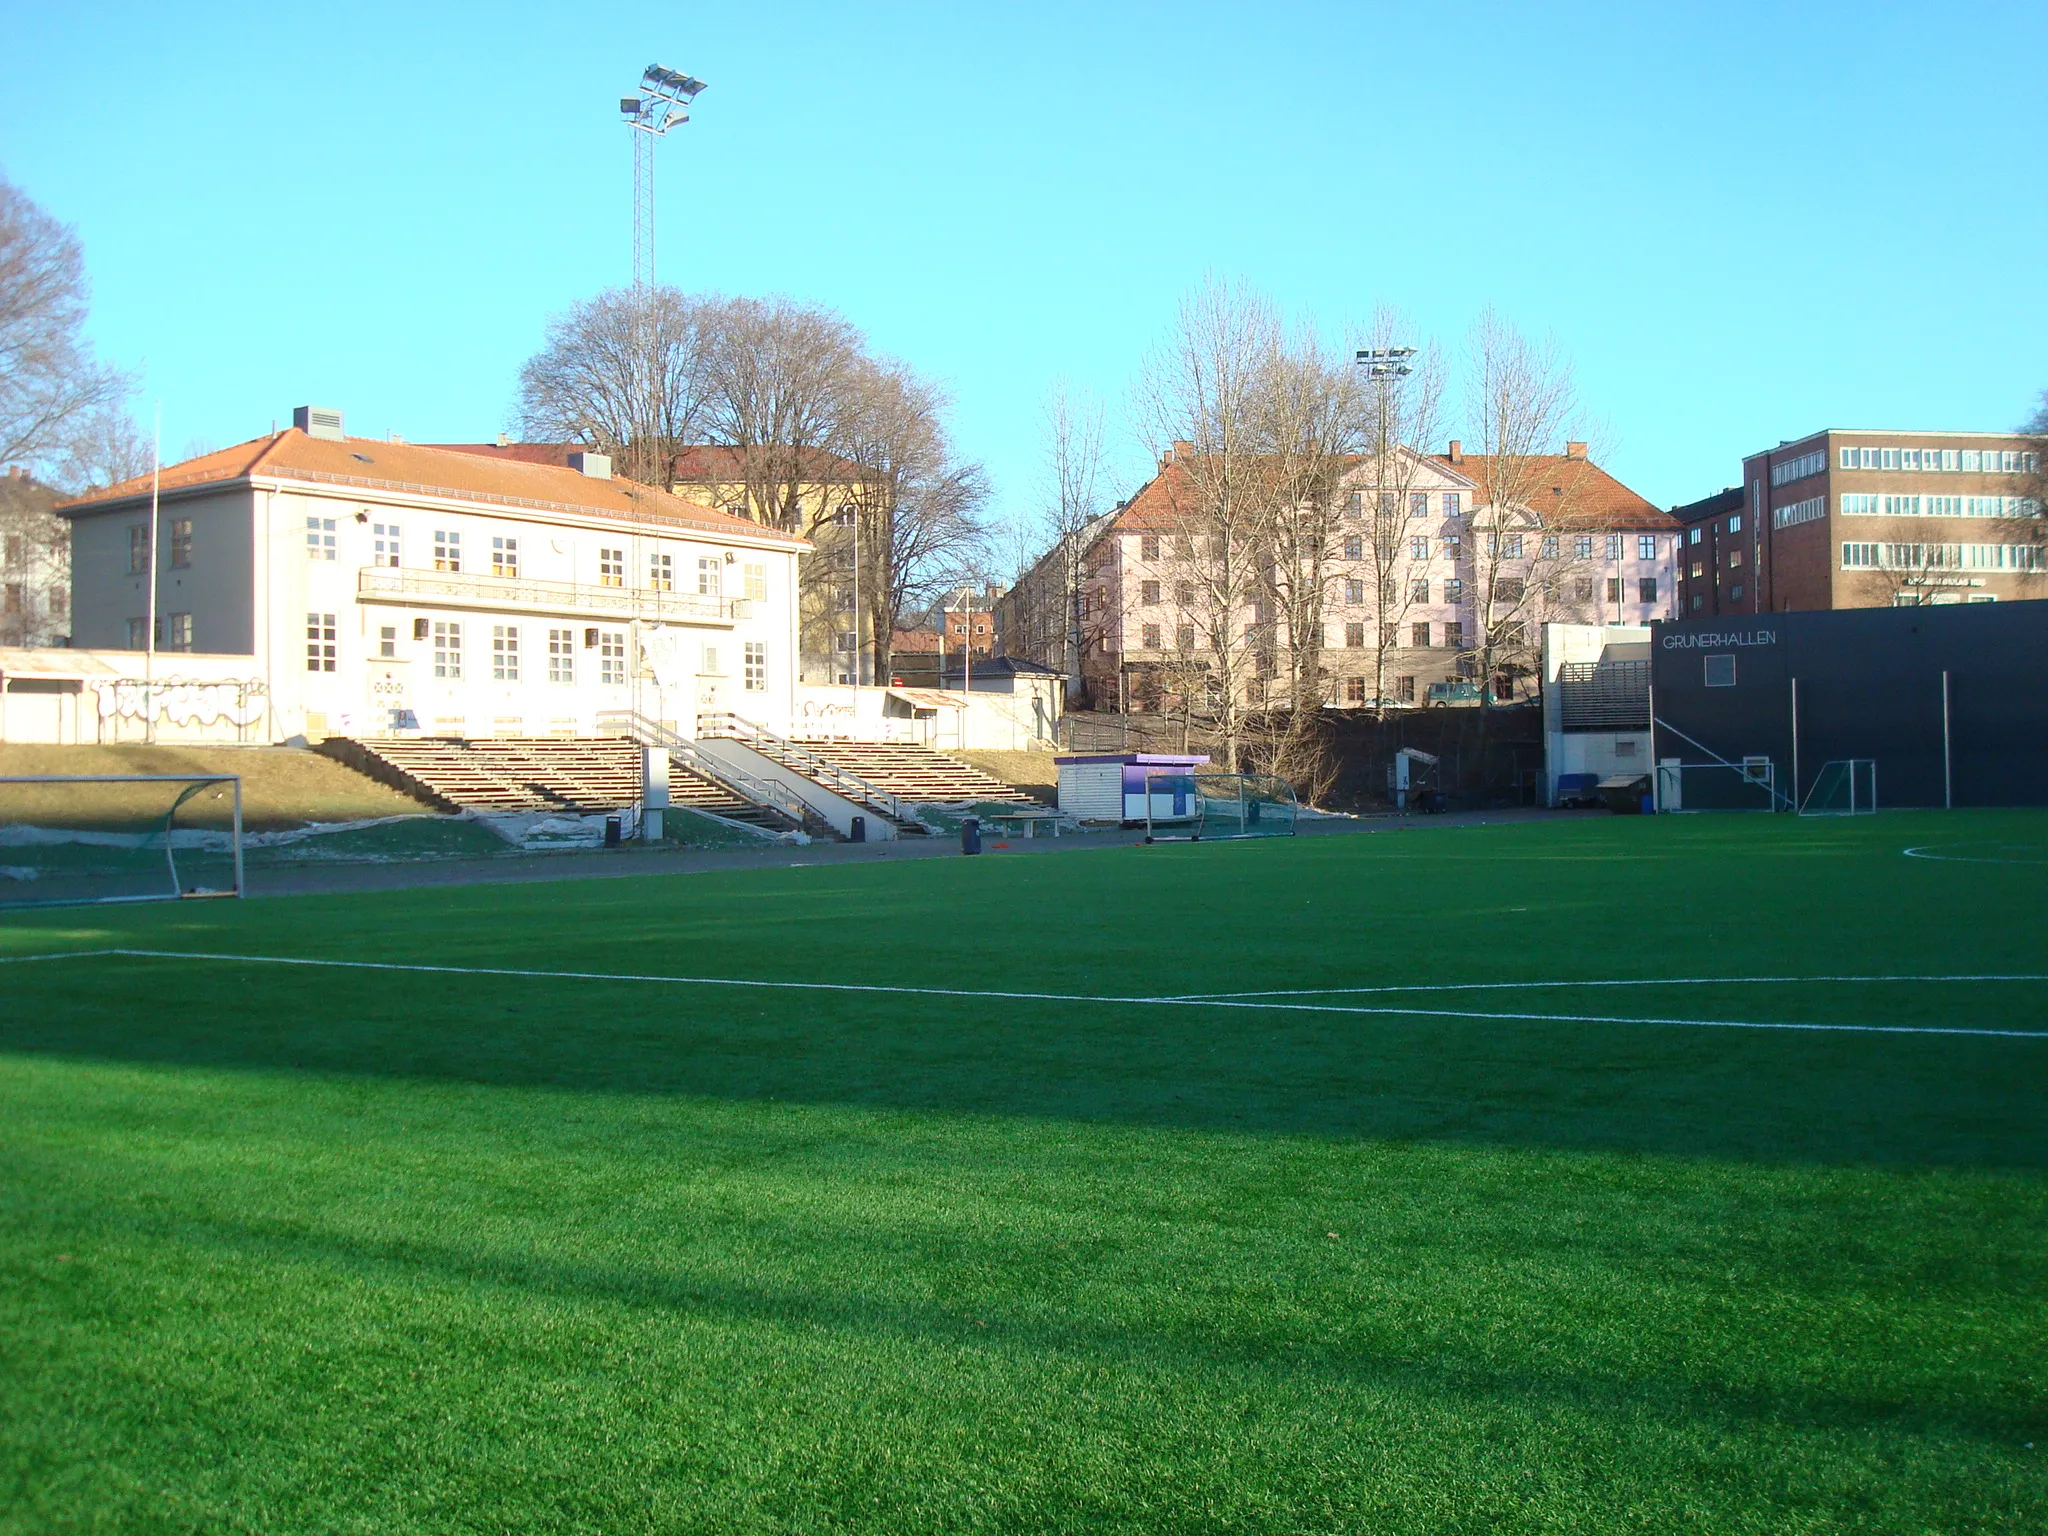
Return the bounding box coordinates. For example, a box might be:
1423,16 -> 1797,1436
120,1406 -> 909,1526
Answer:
595,710 -> 817,829
358,566 -> 749,625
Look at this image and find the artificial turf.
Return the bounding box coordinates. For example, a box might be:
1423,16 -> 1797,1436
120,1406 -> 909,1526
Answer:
2,810 -> 2044,1533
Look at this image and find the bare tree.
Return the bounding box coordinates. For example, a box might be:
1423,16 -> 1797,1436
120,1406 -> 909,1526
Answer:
0,175 -> 133,476
53,402 -> 153,492
1134,279 -> 1291,768
0,468 -> 68,645
1461,309 -> 1598,705
1346,310 -> 1448,715
1032,383 -> 1109,704
515,284 -> 713,484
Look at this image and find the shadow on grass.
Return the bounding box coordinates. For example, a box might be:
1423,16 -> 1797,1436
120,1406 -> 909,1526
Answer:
84,1200 -> 2048,1451
4,953 -> 2045,1169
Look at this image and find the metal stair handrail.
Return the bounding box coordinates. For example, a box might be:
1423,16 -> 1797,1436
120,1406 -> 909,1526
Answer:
595,710 -> 815,826
694,711 -> 907,821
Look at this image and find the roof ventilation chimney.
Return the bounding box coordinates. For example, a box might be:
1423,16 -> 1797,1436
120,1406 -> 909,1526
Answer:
1446,439 -> 1463,464
568,451 -> 612,480
292,406 -> 345,442
496,432 -> 510,448
1565,440 -> 1588,460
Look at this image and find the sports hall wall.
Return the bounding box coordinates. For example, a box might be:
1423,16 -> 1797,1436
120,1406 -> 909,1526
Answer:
1649,600 -> 2048,808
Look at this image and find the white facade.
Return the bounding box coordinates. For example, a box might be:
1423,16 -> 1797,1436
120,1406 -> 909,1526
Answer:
1540,622 -> 1653,804
59,437 -> 807,744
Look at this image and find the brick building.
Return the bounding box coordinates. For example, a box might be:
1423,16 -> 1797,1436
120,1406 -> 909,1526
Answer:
1677,430 -> 2043,614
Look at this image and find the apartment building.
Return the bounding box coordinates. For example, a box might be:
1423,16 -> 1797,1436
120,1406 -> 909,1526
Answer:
1,467 -> 70,648
1071,441 -> 1676,711
1691,430 -> 2043,613
59,410 -> 807,742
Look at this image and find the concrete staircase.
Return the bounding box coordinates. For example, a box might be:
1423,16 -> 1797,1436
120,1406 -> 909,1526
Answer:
797,741 -> 1022,805
321,737 -> 643,814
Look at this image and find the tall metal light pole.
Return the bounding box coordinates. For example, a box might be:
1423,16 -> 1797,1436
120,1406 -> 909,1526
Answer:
620,65 -> 707,290
1355,346 -> 1416,381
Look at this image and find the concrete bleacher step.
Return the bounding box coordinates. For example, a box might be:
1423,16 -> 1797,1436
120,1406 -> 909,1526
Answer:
321,737 -> 646,815
797,742 -> 1022,804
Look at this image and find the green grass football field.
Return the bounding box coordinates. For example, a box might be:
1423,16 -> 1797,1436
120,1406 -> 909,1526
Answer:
3,811 -> 2045,1533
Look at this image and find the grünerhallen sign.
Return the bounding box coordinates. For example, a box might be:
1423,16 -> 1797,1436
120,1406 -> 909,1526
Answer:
1660,629 -> 1777,649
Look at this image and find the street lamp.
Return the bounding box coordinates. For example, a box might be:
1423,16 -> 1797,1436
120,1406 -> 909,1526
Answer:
620,64 -> 708,289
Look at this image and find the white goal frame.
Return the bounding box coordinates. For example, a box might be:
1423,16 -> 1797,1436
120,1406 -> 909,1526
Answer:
1141,770 -> 1298,843
0,774 -> 244,909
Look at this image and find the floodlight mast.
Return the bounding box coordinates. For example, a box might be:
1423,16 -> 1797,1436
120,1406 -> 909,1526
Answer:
1355,346 -> 1416,380
620,64 -> 707,290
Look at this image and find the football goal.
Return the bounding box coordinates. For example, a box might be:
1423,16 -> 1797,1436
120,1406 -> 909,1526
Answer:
1142,771 -> 1298,843
1799,759 -> 1878,816
1655,758 -> 1788,813
0,775 -> 244,909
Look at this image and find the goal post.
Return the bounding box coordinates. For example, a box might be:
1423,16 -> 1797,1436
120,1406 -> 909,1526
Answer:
0,775 -> 244,909
1142,770 -> 1298,843
1798,759 -> 1878,816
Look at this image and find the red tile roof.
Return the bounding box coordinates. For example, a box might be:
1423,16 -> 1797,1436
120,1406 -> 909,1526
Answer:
1102,450 -> 1672,538
60,430 -> 806,545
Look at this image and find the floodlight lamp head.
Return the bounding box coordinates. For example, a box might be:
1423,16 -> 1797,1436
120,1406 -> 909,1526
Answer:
641,64 -> 707,103
620,96 -> 642,118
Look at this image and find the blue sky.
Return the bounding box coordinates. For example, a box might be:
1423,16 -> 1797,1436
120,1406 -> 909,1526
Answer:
4,0 -> 2043,523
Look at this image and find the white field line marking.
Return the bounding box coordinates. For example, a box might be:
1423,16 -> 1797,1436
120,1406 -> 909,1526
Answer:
0,948 -> 122,965
1904,845 -> 2048,865
13,948 -> 2042,1041
1168,974 -> 2048,1001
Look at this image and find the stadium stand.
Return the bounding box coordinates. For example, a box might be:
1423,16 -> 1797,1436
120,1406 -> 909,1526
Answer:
323,737 -> 643,815
798,742 -> 1022,804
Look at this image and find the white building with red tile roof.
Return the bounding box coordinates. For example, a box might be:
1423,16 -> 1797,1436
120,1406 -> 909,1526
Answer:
52,408 -> 809,743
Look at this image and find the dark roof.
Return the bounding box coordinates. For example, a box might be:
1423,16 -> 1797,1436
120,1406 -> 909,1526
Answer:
1670,487 -> 1743,525
946,655 -> 1062,678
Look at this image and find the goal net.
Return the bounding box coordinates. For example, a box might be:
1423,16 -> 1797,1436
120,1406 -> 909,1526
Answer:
0,775 -> 244,909
1654,758 -> 1788,813
1799,759 -> 1878,816
1142,771 -> 1298,842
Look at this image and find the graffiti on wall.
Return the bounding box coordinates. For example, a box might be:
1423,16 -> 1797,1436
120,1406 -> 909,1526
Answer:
95,677 -> 268,728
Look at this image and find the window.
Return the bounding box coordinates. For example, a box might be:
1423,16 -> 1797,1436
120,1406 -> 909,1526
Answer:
1574,534 -> 1594,559
832,504 -> 856,528
167,613 -> 192,651
1174,582 -> 1195,606
744,641 -> 766,691
1344,534 -> 1363,559
433,621 -> 462,679
1495,578 -> 1525,602
649,552 -> 673,590
1411,621 -> 1431,647
305,517 -> 336,561
1176,624 -> 1196,651
702,645 -> 721,676
373,523 -> 402,567
1705,654 -> 1736,687
1345,622 -> 1365,648
1605,577 -> 1623,603
1574,577 -> 1595,601
1501,534 -> 1522,558
1345,677 -> 1366,705
1343,578 -> 1364,604
1141,535 -> 1161,559
744,563 -> 767,601
599,548 -> 624,587
1381,622 -> 1398,647
1726,514 -> 1743,535
1773,495 -> 1826,529
1690,561 -> 1704,578
433,530 -> 461,572
1606,534 -> 1622,559
1395,675 -> 1416,703
1542,535 -> 1559,558
1688,527 -> 1702,545
306,612 -> 337,672
1345,491 -> 1363,517
548,629 -> 575,683
1445,578 -> 1463,601
836,630 -> 858,653
1771,449 -> 1827,486
1443,620 -> 1465,649
1140,622 -> 1162,649
169,519 -> 192,568
599,629 -> 626,684
1141,580 -> 1161,605
378,624 -> 397,659
1637,536 -> 1657,560
1730,583 -> 1746,602
1691,592 -> 1705,611
1380,492 -> 1401,518
127,617 -> 147,648
1410,536 -> 1429,561
1638,577 -> 1658,603
491,536 -> 518,577
1410,492 -> 1430,520
492,626 -> 520,682
698,557 -> 721,597
1728,549 -> 1743,568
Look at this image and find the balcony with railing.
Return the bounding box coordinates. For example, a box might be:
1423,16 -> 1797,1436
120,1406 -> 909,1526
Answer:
357,566 -> 749,625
